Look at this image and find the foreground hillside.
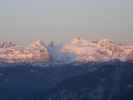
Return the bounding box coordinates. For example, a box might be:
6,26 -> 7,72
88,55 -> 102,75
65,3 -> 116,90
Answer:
0,61 -> 133,100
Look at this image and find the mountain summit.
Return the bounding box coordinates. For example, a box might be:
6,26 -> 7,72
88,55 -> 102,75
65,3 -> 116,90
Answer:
30,40 -> 46,50
0,41 -> 16,48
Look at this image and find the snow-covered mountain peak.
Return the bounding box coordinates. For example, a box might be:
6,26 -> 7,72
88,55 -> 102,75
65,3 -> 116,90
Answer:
30,40 -> 47,50
0,40 -> 50,63
70,37 -> 89,46
97,38 -> 114,47
61,38 -> 133,62
98,38 -> 113,43
0,41 -> 16,48
71,37 -> 81,44
96,38 -> 120,53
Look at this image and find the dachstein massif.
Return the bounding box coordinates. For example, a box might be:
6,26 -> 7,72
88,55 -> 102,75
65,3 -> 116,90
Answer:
0,38 -> 133,100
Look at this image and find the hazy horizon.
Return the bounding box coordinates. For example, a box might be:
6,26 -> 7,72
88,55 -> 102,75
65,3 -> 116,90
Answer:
0,0 -> 133,43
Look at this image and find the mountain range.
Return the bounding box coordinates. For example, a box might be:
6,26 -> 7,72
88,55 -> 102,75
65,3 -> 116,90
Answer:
0,38 -> 133,100
0,37 -> 133,63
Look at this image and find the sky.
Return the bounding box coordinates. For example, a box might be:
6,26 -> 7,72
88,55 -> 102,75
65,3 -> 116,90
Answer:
0,0 -> 133,43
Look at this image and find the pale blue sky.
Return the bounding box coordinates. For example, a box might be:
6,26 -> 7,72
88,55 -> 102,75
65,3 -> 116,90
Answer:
0,0 -> 133,43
